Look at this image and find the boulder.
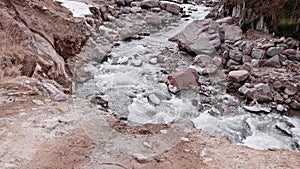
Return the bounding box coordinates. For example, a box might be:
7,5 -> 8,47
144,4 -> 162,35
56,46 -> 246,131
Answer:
168,68 -> 200,91
146,15 -> 162,27
160,2 -> 181,14
263,55 -> 281,68
141,0 -> 159,9
74,64 -> 97,83
228,70 -> 249,82
222,24 -> 243,44
170,19 -> 221,55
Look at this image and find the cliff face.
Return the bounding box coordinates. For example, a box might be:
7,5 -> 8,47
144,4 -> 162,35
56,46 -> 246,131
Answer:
218,0 -> 300,40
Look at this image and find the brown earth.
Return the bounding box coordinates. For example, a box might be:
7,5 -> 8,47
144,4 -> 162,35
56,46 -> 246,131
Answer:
0,94 -> 299,169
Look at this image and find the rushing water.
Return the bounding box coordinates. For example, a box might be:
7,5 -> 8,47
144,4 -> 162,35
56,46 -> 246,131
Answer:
75,3 -> 300,150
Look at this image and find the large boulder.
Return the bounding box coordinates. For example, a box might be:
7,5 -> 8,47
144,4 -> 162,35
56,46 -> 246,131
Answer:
168,68 -> 200,91
169,19 -> 222,56
221,24 -> 243,44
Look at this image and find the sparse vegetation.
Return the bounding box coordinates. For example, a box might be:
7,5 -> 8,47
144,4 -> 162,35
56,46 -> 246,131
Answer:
0,20 -> 26,80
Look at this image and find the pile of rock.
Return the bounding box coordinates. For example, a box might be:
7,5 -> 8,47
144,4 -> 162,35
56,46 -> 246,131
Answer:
171,16 -> 300,112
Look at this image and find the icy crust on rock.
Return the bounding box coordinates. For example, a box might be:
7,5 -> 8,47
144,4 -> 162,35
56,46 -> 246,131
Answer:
54,0 -> 93,17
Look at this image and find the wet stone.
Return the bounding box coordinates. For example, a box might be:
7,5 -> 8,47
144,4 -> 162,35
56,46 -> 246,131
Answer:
148,93 -> 161,105
168,68 -> 200,91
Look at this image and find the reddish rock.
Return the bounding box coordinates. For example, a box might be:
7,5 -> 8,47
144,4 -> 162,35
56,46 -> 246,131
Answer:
160,1 -> 181,14
168,68 -> 200,91
228,70 -> 249,82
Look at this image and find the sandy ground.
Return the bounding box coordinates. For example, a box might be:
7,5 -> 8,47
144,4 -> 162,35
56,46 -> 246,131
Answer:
0,94 -> 299,169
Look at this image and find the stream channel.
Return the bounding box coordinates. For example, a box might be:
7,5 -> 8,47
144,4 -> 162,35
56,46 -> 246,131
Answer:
75,2 -> 300,151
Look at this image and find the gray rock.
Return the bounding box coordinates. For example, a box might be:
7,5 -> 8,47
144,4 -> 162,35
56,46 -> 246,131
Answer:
251,59 -> 260,68
141,0 -> 159,9
229,49 -> 243,62
266,47 -> 283,57
119,28 -> 133,40
251,48 -> 265,59
92,47 -> 107,63
263,55 -> 281,68
146,15 -> 162,27
170,19 -> 221,55
228,70 -> 249,82
160,1 -> 181,14
75,64 -> 97,83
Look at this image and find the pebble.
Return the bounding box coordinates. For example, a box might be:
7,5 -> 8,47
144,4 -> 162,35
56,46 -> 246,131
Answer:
143,142 -> 152,148
180,137 -> 190,142
148,93 -> 161,105
32,99 -> 44,106
160,129 -> 168,134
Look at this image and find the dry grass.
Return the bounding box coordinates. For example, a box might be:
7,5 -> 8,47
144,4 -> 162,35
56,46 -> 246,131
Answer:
0,20 -> 27,80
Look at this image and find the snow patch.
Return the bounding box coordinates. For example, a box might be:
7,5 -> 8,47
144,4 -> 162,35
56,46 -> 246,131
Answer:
54,0 -> 93,17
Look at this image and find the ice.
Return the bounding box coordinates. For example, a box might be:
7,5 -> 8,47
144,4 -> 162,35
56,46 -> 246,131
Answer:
54,0 -> 92,17
243,134 -> 290,150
